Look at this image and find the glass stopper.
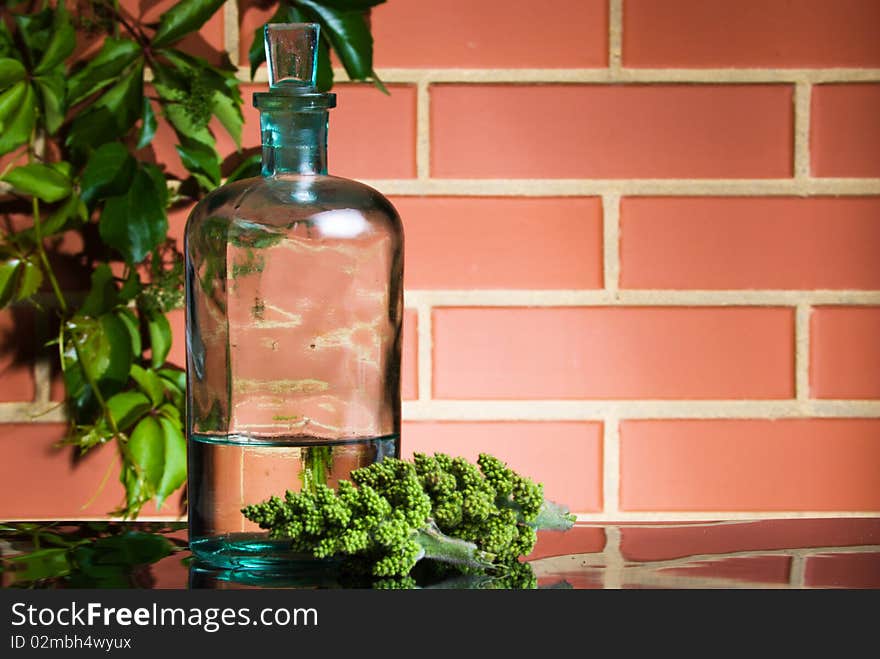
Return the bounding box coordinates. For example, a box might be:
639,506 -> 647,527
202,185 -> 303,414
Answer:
265,23 -> 320,89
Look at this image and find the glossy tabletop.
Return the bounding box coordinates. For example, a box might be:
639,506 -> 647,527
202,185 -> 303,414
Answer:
2,519 -> 879,589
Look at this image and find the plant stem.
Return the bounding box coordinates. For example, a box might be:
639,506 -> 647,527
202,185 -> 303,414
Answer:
31,197 -> 68,314
415,521 -> 497,571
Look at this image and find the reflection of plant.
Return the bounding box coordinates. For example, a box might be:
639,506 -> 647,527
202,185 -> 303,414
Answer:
0,1 -> 384,517
299,445 -> 334,492
0,522 -> 185,588
242,454 -> 576,583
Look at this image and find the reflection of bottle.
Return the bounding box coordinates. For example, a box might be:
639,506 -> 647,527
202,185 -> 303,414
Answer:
184,23 -> 403,569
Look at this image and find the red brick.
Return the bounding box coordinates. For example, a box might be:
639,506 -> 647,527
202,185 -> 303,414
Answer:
203,83 -> 417,180
528,526 -> 606,560
165,308 -> 185,369
805,553 -> 880,589
432,307 -> 794,399
812,85 -> 880,177
371,0 -> 607,68
0,308 -> 35,403
402,421 -> 603,512
620,519 -> 880,562
0,424 -> 175,519
620,419 -> 880,512
811,307 -> 880,399
402,309 -> 417,400
393,197 -> 602,290
658,555 -> 792,585
238,1 -> 275,66
431,85 -> 793,179
623,0 -> 880,68
240,1 -> 608,70
620,197 -> 880,290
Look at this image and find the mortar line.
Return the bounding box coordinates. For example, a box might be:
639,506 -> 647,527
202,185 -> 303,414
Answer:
608,0 -> 623,74
796,304 -> 812,402
403,289 -> 880,306
602,194 -> 620,293
575,510 -> 880,522
794,82 -> 812,179
416,80 -> 431,179
789,554 -> 807,588
400,399 -> 880,420
223,0 -> 240,65
8,398 -> 880,425
33,357 -> 50,405
602,416 -> 620,515
416,304 -> 433,402
242,66 -> 880,85
354,178 -> 880,197
31,309 -> 50,405
603,525 -> 624,589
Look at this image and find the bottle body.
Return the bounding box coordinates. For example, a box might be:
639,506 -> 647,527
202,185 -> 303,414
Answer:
184,173 -> 403,568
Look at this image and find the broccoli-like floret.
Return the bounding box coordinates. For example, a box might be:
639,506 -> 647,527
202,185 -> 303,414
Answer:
241,453 -> 576,581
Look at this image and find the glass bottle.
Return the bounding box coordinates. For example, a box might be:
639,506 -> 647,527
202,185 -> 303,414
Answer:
184,23 -> 403,568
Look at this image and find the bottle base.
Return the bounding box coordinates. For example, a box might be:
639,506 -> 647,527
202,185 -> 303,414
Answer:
190,533 -> 323,570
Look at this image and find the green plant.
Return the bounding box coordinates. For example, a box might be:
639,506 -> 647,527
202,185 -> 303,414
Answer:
0,0 -> 385,518
241,453 -> 576,582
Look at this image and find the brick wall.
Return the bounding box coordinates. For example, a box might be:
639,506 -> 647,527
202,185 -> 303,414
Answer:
2,0 -> 880,521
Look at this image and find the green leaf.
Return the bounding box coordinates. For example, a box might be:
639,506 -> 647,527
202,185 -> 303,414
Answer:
106,391 -> 152,431
0,58 -> 25,90
225,152 -> 261,182
34,72 -> 65,134
80,142 -> 136,206
14,8 -> 53,68
67,38 -> 142,106
35,2 -> 75,75
81,314 -> 134,390
87,531 -> 172,565
0,22 -> 17,59
315,35 -> 334,92
156,402 -> 183,427
118,271 -> 142,303
15,195 -> 84,245
15,259 -> 42,301
141,164 -> 169,209
130,364 -> 165,408
146,310 -> 172,368
2,163 -> 71,202
156,416 -> 186,508
127,416 -> 164,493
79,264 -> 119,318
158,368 -> 186,392
152,0 -> 227,48
212,89 -> 243,150
67,61 -> 144,153
94,60 -> 145,134
299,0 -> 374,80
0,258 -> 21,308
136,97 -> 157,149
6,548 -> 70,584
175,137 -> 221,188
0,82 -> 36,155
161,99 -> 214,147
63,314 -> 134,421
116,308 -> 142,357
98,167 -> 168,264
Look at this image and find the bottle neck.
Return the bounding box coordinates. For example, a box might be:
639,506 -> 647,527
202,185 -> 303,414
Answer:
260,110 -> 329,176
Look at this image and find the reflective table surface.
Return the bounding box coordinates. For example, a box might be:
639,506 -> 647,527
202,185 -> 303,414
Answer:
2,519 -> 879,589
